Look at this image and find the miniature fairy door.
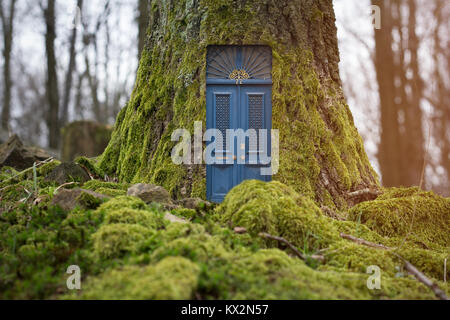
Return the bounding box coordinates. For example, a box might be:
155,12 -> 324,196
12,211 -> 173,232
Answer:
206,45 -> 272,203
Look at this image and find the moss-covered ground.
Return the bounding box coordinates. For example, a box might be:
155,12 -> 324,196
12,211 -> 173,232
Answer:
0,164 -> 448,300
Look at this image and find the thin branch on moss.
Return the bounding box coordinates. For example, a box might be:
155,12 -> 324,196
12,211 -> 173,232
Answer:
54,182 -> 76,194
340,233 -> 449,300
394,253 -> 449,301
259,232 -> 325,262
0,157 -> 54,186
339,233 -> 391,250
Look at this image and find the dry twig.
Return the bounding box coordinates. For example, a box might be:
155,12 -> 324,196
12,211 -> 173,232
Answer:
340,233 -> 449,300
339,233 -> 391,250
395,254 -> 449,301
0,157 -> 54,186
259,232 -> 324,262
54,182 -> 76,194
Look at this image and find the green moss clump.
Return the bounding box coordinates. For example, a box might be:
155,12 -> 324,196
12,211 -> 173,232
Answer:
151,233 -> 230,263
160,222 -> 207,243
103,208 -> 166,229
75,156 -> 105,179
92,223 -> 154,259
81,179 -> 129,197
0,180 -> 35,202
67,256 -> 200,300
348,187 -> 450,247
197,248 -> 439,300
76,191 -> 105,210
94,188 -> 126,197
322,242 -> 397,275
37,160 -> 61,177
82,180 -> 129,191
0,166 -> 19,181
171,208 -> 197,220
218,180 -> 339,250
94,196 -> 147,216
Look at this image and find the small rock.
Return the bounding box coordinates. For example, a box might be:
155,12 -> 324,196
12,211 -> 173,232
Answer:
164,212 -> 187,224
0,135 -> 51,170
51,188 -> 109,211
127,183 -> 173,205
45,162 -> 90,185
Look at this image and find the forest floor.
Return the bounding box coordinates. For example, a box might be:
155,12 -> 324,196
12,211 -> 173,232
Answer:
0,157 -> 449,300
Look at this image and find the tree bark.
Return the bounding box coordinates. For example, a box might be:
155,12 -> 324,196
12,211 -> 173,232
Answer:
44,0 -> 60,149
100,0 -> 379,208
0,0 -> 17,132
137,0 -> 149,61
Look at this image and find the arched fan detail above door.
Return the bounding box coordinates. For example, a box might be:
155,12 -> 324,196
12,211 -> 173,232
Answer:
207,46 -> 272,82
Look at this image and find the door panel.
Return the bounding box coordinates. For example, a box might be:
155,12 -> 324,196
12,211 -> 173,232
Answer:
206,85 -> 238,202
206,45 -> 272,203
239,86 -> 272,184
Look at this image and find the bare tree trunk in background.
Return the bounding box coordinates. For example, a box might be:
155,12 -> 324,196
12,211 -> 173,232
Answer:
74,70 -> 86,119
82,1 -> 110,124
402,0 -> 425,186
43,0 -> 60,149
430,1 -> 450,191
83,49 -> 101,122
137,0 -> 149,60
0,0 -> 17,132
373,0 -> 425,187
373,0 -> 402,186
61,0 -> 84,127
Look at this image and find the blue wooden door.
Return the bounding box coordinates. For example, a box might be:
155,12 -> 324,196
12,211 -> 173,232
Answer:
206,46 -> 272,203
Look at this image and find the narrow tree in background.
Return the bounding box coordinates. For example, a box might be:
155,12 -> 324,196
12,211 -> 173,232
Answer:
0,0 -> 17,132
372,0 -> 425,187
43,0 -> 60,149
430,1 -> 450,192
61,0 -> 83,127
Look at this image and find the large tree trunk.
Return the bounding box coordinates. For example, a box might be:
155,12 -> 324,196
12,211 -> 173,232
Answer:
44,0 -> 60,149
0,0 -> 16,132
100,0 -> 379,209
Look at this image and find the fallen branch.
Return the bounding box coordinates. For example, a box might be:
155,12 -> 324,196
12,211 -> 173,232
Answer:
339,233 -> 391,250
0,157 -> 54,186
347,188 -> 381,198
395,254 -> 449,301
54,182 -> 76,194
340,233 -> 449,300
259,232 -> 324,262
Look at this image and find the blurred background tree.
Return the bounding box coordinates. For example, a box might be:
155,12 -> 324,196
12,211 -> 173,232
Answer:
336,0 -> 449,195
0,0 -> 448,195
